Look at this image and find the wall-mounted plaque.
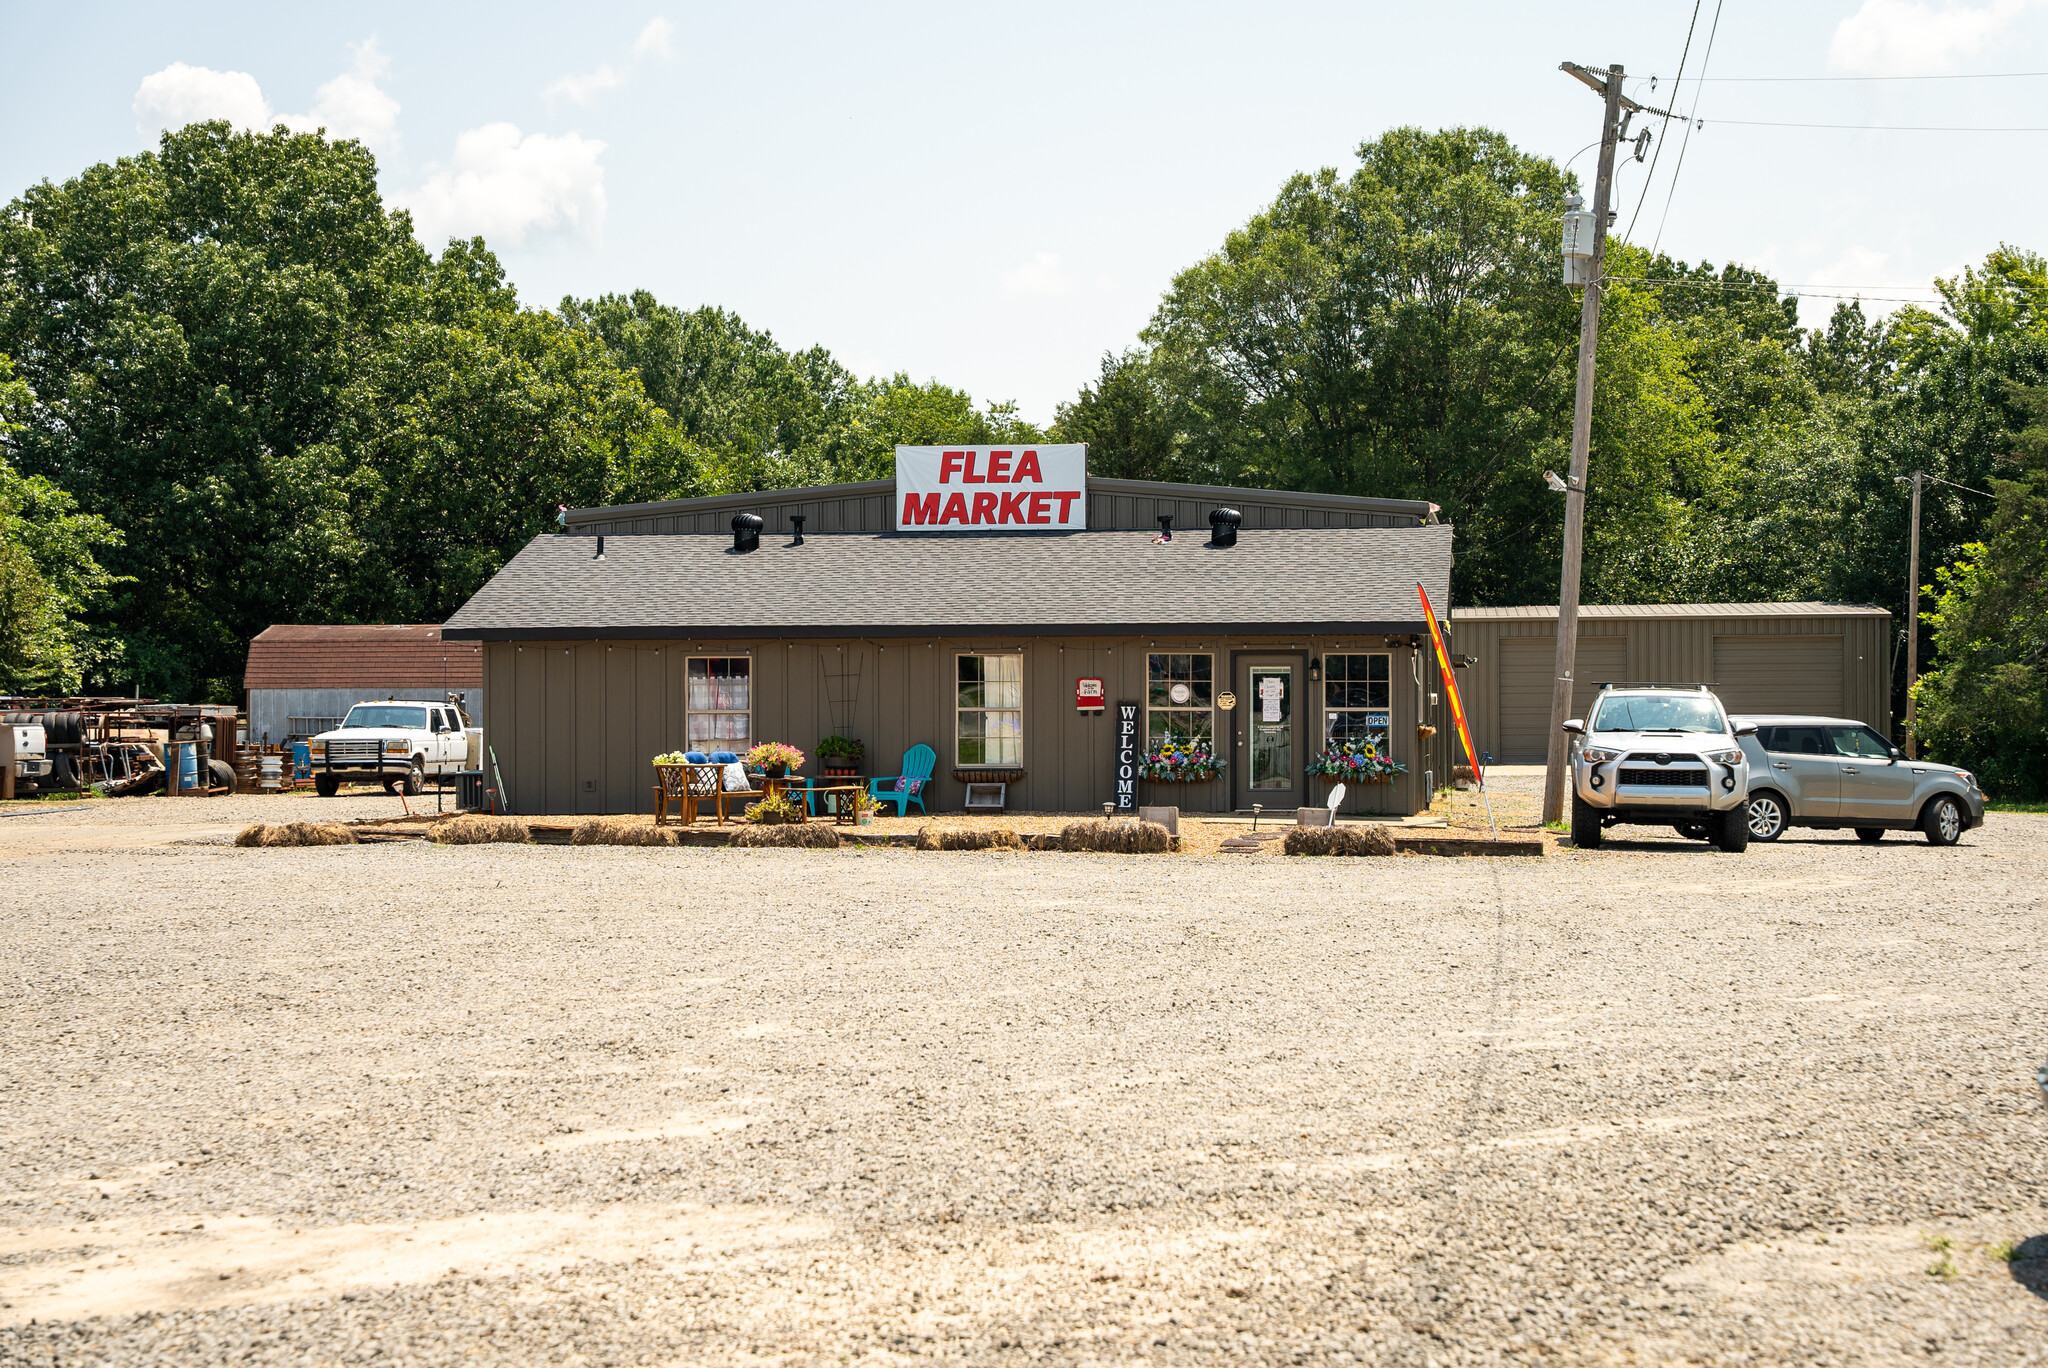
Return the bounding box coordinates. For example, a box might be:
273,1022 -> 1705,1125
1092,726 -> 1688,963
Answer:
1217,691 -> 1238,711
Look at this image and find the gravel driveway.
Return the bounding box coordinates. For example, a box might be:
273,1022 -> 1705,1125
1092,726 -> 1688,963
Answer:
2,801 -> 2043,1365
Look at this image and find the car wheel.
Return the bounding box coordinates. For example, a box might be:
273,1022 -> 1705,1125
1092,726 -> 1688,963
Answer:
1920,795 -> 1963,846
1745,792 -> 1788,842
1712,802 -> 1750,853
315,774 -> 341,797
1571,794 -> 1602,849
1854,827 -> 1884,844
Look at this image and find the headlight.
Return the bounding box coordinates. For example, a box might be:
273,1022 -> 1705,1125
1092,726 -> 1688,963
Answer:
1705,749 -> 1744,765
384,741 -> 409,754
309,740 -> 326,754
1580,747 -> 1619,763
1956,770 -> 1976,787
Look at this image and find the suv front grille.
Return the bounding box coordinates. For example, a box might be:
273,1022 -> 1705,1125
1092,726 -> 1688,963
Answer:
1619,766 -> 1707,787
324,740 -> 385,763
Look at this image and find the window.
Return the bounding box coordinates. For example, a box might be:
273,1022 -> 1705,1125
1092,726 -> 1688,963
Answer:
1590,693 -> 1726,733
957,654 -> 1022,765
1829,725 -> 1893,759
1322,654 -> 1391,755
1762,725 -> 1827,756
1147,653 -> 1213,746
342,705 -> 428,730
687,657 -> 752,751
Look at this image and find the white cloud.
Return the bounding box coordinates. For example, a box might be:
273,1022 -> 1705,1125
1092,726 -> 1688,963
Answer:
543,64 -> 625,108
1001,252 -> 1077,298
134,40 -> 400,155
282,37 -> 401,155
1828,0 -> 2035,75
542,16 -> 674,107
635,17 -> 675,58
402,123 -> 607,248
134,62 -> 272,138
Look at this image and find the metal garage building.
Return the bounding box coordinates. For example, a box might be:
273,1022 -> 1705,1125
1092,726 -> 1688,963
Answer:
1449,603 -> 1893,764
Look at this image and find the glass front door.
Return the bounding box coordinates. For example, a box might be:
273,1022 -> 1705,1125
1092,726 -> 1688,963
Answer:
1246,663 -> 1295,793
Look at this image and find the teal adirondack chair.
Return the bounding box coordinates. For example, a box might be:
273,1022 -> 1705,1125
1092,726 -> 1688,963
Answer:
868,744 -> 936,816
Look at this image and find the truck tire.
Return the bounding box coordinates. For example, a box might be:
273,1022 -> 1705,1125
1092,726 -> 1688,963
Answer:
1570,794 -> 1602,849
395,760 -> 424,796
315,774 -> 341,797
1711,802 -> 1751,853
207,758 -> 237,793
1920,794 -> 1963,846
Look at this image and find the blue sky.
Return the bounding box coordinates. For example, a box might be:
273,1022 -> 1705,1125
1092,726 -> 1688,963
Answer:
5,1 -> 2047,422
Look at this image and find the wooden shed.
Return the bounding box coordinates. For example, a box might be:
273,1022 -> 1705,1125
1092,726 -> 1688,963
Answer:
1447,603 -> 1894,764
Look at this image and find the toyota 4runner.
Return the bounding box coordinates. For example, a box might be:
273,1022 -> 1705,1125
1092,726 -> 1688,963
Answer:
1564,684 -> 1755,852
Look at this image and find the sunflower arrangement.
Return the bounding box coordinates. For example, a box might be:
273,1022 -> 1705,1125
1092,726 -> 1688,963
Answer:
1305,740 -> 1405,783
1139,738 -> 1222,781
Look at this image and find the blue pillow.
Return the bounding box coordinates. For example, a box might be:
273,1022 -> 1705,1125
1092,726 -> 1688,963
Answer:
708,750 -> 740,765
683,751 -> 708,764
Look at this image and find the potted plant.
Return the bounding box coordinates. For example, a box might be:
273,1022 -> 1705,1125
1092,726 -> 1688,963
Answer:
746,792 -> 806,825
1137,739 -> 1223,782
1305,741 -> 1407,785
745,742 -> 805,779
817,735 -> 865,776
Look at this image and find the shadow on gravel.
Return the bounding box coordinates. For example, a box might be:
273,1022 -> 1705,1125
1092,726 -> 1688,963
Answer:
2009,1235 -> 2048,1301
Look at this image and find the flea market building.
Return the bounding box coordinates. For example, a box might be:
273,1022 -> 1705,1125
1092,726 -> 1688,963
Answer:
440,457 -> 1459,819
440,448 -> 1896,819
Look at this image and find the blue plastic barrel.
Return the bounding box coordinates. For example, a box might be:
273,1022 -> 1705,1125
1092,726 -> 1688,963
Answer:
290,741 -> 311,779
172,742 -> 199,792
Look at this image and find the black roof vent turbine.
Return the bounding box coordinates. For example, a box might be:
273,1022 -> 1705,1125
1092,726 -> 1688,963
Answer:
790,514 -> 806,546
731,513 -> 763,552
1208,506 -> 1242,547
1154,514 -> 1173,543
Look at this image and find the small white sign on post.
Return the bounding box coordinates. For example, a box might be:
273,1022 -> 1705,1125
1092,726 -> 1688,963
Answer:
895,445 -> 1087,531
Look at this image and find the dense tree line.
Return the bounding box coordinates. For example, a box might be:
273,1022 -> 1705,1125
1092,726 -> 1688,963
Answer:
3,120 -> 2042,790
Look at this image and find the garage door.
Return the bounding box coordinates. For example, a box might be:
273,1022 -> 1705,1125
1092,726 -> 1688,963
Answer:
1498,637 -> 1628,763
1712,635 -> 1844,718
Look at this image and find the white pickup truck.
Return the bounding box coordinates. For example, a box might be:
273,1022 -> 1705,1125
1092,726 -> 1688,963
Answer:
308,700 -> 479,796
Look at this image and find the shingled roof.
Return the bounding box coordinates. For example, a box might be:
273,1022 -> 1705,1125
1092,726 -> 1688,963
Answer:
441,525 -> 1455,640
245,625 -> 482,689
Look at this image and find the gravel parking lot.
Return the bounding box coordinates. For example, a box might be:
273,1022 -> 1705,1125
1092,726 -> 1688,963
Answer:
2,794 -> 2044,1365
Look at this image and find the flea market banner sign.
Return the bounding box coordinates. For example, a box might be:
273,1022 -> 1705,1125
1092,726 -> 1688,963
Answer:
894,444 -> 1087,531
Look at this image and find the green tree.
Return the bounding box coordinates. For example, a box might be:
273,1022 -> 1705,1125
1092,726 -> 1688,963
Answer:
1912,382 -> 2048,796
0,357 -> 124,693
0,123 -> 692,698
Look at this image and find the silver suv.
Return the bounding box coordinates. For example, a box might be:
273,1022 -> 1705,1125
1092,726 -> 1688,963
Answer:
1564,684 -> 1754,852
1732,715 -> 1983,846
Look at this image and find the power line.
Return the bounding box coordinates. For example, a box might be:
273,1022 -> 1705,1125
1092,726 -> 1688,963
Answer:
1622,0 -> 1702,243
1650,0 -> 1724,256
1705,117 -> 2048,131
1692,69 -> 2048,82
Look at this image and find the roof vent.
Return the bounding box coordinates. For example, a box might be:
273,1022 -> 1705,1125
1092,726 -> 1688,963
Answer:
1154,514 -> 1173,543
732,513 -> 763,552
790,514 -> 806,546
593,535 -> 606,560
1208,506 -> 1241,547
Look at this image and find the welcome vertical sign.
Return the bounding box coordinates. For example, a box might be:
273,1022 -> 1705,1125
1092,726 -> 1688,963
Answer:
1113,701 -> 1139,812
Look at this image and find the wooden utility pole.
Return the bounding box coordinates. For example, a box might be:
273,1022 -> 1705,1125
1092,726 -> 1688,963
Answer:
1902,469 -> 1922,758
1542,62 -> 1628,827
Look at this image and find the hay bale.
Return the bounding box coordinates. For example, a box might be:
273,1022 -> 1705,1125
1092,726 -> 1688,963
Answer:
1059,819 -> 1172,854
433,814 -> 532,844
730,823 -> 841,849
915,826 -> 1023,851
1283,823 -> 1397,856
235,821 -> 357,847
570,817 -> 680,846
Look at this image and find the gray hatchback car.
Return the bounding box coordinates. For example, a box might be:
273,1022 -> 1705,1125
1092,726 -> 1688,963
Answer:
1732,715 -> 1984,845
